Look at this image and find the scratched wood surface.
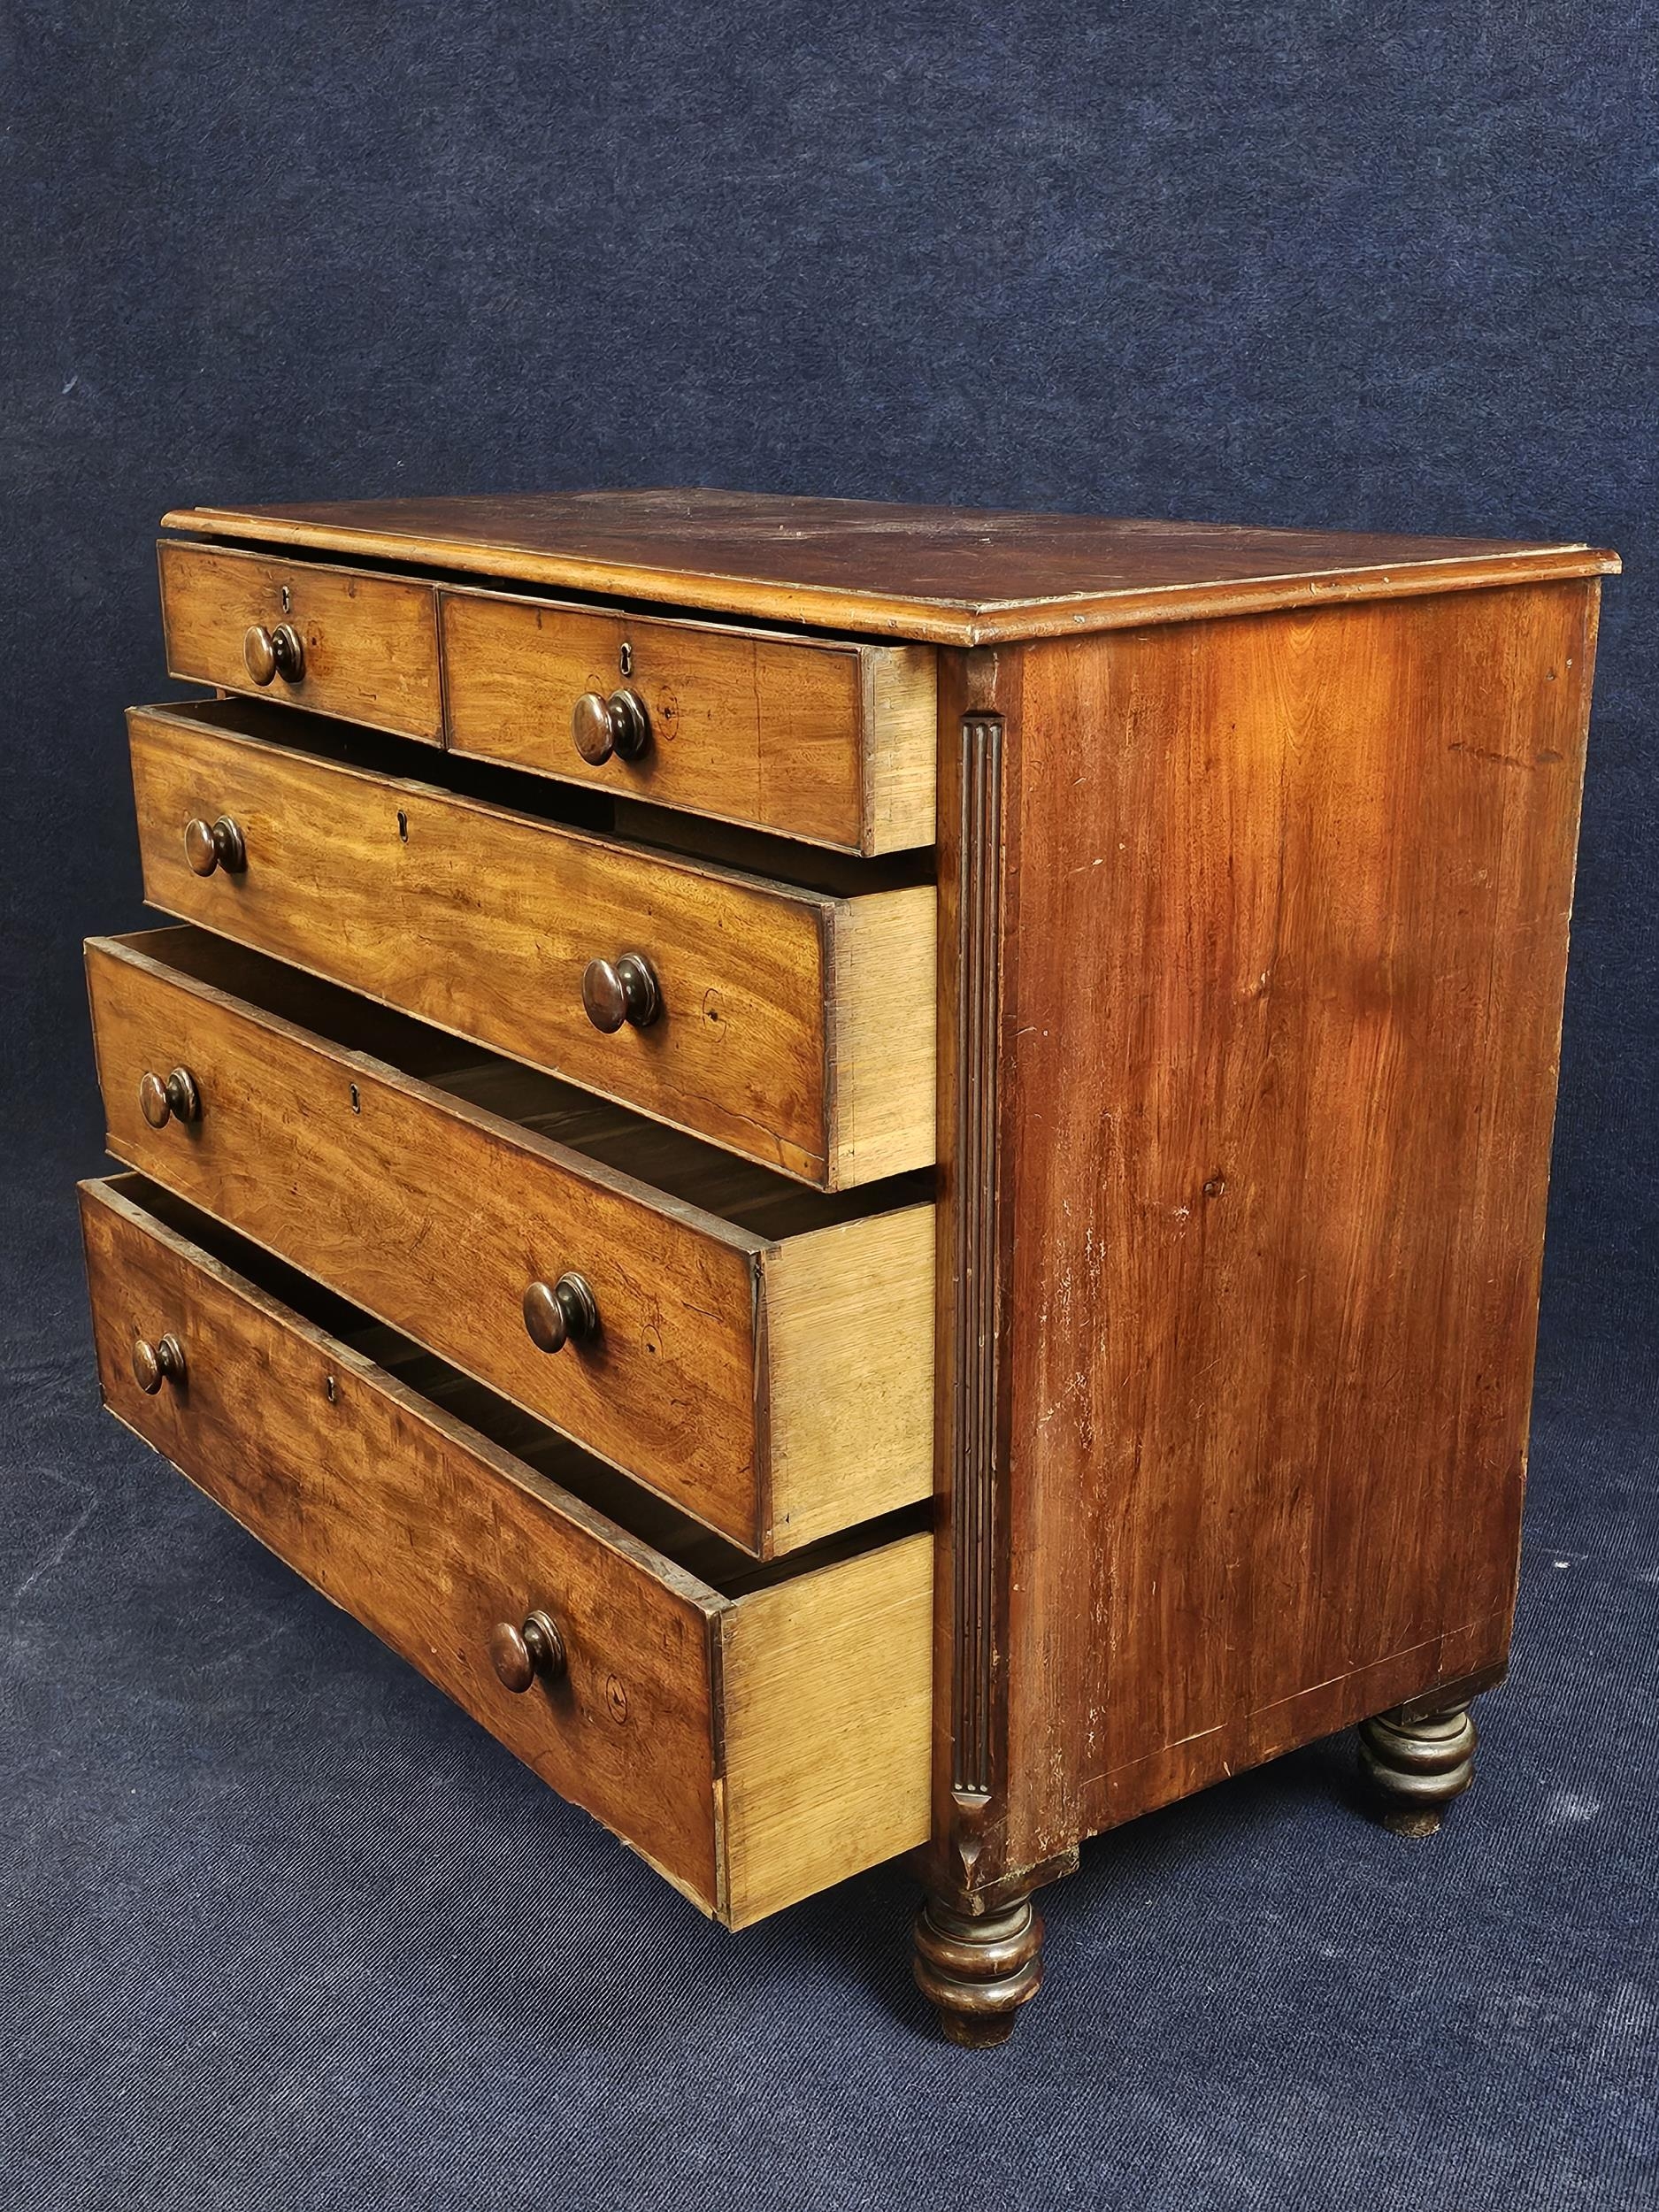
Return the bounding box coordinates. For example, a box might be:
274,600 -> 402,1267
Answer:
82,1176 -> 935,1925
161,490 -> 1617,645
987,580 -> 1601,1878
442,586 -> 936,854
81,1172 -> 726,1908
127,701 -> 935,1187
88,926 -> 933,1555
159,541 -> 444,742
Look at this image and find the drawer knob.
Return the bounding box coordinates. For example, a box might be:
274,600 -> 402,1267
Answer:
183,815 -> 247,876
243,622 -> 305,686
132,1332 -> 186,1394
571,687 -> 650,766
582,952 -> 660,1033
522,1272 -> 599,1355
490,1609 -> 566,1693
138,1066 -> 202,1129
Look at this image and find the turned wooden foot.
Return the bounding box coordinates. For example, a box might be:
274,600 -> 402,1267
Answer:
1359,1700 -> 1478,1837
911,1893 -> 1044,2047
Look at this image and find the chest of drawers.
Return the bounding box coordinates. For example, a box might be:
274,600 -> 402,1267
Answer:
80,489 -> 1617,2045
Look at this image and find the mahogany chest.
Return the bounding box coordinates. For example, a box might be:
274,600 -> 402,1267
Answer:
80,490 -> 1617,2043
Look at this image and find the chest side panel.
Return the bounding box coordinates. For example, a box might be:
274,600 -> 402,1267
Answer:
1001,581 -> 1598,1865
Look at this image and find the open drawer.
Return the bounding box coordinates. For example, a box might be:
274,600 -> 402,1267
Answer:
127,699 -> 935,1190
87,927 -> 933,1557
439,580 -> 935,854
158,541 -> 444,744
80,1175 -> 933,1928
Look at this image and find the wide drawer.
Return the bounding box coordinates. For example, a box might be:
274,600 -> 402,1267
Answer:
158,541 -> 444,744
127,700 -> 935,1188
81,1176 -> 933,1928
441,586 -> 935,855
88,926 -> 933,1557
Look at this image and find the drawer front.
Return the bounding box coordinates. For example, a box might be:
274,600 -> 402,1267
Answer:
88,929 -> 934,1556
81,1174 -> 725,1905
159,542 -> 443,743
81,1177 -> 933,1925
441,588 -> 936,855
129,704 -> 934,1187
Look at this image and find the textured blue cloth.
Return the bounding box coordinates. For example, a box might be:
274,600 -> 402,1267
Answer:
3,3 -> 1655,2205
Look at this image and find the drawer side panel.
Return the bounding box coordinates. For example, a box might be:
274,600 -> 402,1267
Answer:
761,1205 -> 934,1550
718,1529 -> 933,1927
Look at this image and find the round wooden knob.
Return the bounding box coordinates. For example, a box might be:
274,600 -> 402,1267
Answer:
522,1272 -> 599,1354
132,1332 -> 186,1394
490,1609 -> 566,1692
582,952 -> 660,1033
138,1066 -> 202,1129
243,622 -> 305,686
571,688 -> 650,765
183,815 -> 247,876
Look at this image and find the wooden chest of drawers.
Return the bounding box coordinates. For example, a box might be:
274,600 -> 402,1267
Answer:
81,488 -> 1618,2045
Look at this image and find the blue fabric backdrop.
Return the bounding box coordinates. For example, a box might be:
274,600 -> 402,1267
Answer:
3,4 -> 1654,2206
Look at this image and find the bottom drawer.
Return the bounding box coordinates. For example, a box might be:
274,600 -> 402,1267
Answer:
80,1175 -> 932,1928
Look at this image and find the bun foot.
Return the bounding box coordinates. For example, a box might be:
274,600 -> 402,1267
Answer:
912,1893 -> 1044,2047
1359,1700 -> 1478,1837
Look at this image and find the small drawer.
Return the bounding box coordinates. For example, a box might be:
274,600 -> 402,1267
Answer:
158,541 -> 443,743
127,700 -> 935,1189
441,587 -> 936,855
80,1175 -> 932,1927
88,926 -> 933,1557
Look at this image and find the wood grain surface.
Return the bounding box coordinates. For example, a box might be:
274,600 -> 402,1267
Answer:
987,580 -> 1601,1880
81,1176 -> 935,1924
159,541 -> 443,741
719,1530 -> 933,1927
442,586 -> 935,854
127,702 -> 935,1187
88,927 -> 933,1555
761,1203 -> 935,1551
162,489 -> 1617,644
924,648 -> 1025,1909
81,1172 -> 725,1908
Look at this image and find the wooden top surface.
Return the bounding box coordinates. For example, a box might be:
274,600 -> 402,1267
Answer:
162,488 -> 1619,644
